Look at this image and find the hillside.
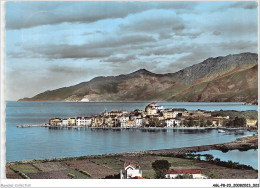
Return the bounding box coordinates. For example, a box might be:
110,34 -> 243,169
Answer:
19,52 -> 258,103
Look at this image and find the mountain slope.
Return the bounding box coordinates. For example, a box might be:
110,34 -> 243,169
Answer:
19,52 -> 258,103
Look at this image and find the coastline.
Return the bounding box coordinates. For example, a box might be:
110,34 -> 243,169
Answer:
17,124 -> 255,131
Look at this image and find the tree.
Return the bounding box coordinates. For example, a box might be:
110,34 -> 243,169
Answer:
205,154 -> 214,161
149,118 -> 160,127
194,121 -> 199,127
233,117 -> 246,127
199,120 -> 206,127
152,160 -> 171,179
183,120 -> 188,127
188,120 -> 194,127
206,120 -> 212,126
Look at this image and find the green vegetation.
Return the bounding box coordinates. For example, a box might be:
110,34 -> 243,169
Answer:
152,160 -> 171,179
147,118 -> 165,127
65,169 -> 92,179
90,157 -> 124,172
78,169 -> 91,177
10,164 -> 40,174
211,110 -> 258,120
159,156 -> 198,168
203,169 -> 219,179
224,117 -> 246,127
142,171 -> 155,179
68,173 -> 76,178
33,87 -> 76,100
97,82 -> 119,94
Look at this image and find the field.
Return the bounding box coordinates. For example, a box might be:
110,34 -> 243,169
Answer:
6,153 -> 258,179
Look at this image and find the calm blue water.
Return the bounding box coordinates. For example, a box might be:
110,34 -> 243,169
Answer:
6,101 -> 258,163
197,149 -> 258,170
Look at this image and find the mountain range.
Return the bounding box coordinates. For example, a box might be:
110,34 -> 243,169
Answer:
19,52 -> 258,103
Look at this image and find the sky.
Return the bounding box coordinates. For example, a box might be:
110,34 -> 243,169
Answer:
5,1 -> 258,100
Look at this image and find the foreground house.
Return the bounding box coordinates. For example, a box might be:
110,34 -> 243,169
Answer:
165,169 -> 208,179
120,163 -> 142,179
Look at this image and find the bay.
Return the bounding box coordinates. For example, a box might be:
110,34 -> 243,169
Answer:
6,101 -> 258,163
196,149 -> 258,170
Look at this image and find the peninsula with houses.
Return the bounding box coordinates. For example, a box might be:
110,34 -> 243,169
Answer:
45,103 -> 258,130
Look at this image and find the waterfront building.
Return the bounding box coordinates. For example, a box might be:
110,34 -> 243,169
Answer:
135,118 -> 143,127
92,115 -> 104,127
125,120 -> 135,128
119,116 -> 130,128
49,118 -> 62,126
246,119 -> 258,128
120,163 -> 142,179
68,118 -> 76,126
76,117 -> 92,126
165,118 -> 181,127
165,169 -> 208,179
61,118 -> 69,126
104,115 -> 119,127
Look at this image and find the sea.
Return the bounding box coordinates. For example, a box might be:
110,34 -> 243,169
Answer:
5,101 -> 258,169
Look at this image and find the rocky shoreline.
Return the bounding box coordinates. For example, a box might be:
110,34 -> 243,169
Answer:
125,134 -> 258,156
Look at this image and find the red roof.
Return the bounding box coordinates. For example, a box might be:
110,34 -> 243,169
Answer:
130,176 -> 145,179
124,162 -> 137,168
167,169 -> 202,174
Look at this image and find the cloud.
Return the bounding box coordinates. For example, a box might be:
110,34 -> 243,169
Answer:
230,1 -> 258,9
101,55 -> 137,63
213,31 -> 221,36
119,10 -> 185,34
6,1 -> 198,30
17,34 -> 155,59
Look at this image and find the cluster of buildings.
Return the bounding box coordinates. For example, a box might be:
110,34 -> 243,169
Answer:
120,162 -> 207,179
48,102 -> 256,128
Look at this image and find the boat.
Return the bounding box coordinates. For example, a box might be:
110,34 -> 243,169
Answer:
218,129 -> 225,133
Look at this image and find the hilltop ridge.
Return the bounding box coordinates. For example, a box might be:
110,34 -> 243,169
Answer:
19,52 -> 258,103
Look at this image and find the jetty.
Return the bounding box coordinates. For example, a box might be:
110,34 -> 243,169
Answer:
16,124 -> 48,128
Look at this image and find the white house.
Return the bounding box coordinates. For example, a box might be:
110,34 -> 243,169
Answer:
165,169 -> 208,179
120,163 -> 142,179
61,118 -> 69,126
76,117 -> 92,126
119,116 -> 130,128
135,118 -> 143,127
165,118 -> 181,127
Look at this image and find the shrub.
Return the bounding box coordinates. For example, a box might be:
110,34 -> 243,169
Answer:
78,169 -> 91,177
19,172 -> 30,179
68,173 -> 76,179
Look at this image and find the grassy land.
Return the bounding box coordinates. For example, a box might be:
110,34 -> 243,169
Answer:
90,157 -> 125,172
6,152 -> 258,179
10,164 -> 40,174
